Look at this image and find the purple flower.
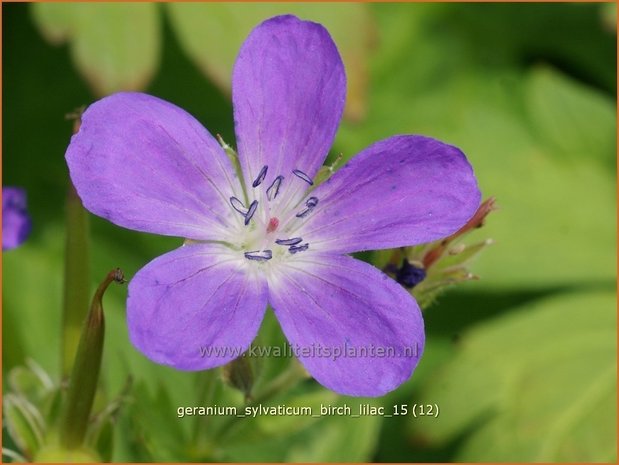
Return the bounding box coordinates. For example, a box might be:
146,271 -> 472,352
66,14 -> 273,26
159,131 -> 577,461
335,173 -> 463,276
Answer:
3,187 -> 31,250
65,15 -> 480,396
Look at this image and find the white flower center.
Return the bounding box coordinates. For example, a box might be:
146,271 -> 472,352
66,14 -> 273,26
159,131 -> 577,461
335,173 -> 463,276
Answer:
224,165 -> 318,270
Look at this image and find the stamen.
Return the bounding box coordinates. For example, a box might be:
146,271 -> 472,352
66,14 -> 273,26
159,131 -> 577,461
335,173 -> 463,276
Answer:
275,237 -> 303,246
266,175 -> 284,200
292,169 -> 314,185
305,197 -> 319,208
230,196 -> 247,215
244,250 -> 273,261
296,196 -> 320,218
288,243 -> 309,254
295,208 -> 311,218
252,165 -> 268,188
244,200 -> 258,225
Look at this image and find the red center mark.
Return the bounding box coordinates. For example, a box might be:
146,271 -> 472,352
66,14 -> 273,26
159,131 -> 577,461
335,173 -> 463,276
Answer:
266,217 -> 279,233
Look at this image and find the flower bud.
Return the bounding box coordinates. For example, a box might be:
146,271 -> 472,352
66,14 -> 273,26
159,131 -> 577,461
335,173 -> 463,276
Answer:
222,353 -> 255,401
384,198 -> 497,308
59,269 -> 125,449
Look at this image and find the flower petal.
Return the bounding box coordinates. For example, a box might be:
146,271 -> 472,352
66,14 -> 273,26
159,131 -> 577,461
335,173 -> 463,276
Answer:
127,243 -> 267,370
298,135 -> 481,254
2,187 -> 31,250
268,253 -> 424,397
232,15 -> 346,196
66,92 -> 243,240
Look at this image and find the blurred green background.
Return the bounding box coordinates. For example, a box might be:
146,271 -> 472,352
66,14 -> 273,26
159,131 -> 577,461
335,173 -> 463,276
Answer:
3,2 -> 617,462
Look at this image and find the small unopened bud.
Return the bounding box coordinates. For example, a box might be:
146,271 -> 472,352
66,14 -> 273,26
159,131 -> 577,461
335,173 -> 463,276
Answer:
395,259 -> 426,289
59,269 -> 125,450
222,354 -> 254,402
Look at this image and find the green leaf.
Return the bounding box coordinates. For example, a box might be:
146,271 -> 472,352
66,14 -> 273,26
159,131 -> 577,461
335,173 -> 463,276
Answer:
221,389 -> 337,447
3,393 -> 45,459
461,107 -> 616,288
30,3 -> 73,44
409,290 -> 617,462
2,226 -> 65,375
526,66 -> 616,166
600,3 -> 617,32
30,3 -> 161,96
8,361 -> 54,404
285,403 -> 382,462
2,448 -> 29,463
85,377 -> 131,461
166,3 -> 374,120
117,382 -> 187,462
221,393 -> 382,462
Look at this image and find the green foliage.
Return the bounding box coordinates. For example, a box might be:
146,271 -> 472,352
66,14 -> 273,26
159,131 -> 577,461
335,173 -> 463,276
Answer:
166,3 -> 373,121
4,2 -> 616,463
410,291 -> 616,462
31,3 -> 160,96
3,393 -> 45,459
526,66 -> 616,166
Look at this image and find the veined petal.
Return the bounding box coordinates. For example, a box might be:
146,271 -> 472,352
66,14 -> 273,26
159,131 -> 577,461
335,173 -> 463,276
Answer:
66,92 -> 243,240
2,187 -> 31,250
232,15 -> 346,197
298,135 -> 481,254
268,253 -> 424,397
127,243 -> 267,370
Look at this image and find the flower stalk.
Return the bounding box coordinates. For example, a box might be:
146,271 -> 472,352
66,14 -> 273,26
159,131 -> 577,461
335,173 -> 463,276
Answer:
62,115 -> 91,377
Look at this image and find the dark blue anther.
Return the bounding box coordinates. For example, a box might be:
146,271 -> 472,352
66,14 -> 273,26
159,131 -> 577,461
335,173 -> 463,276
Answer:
266,175 -> 284,200
244,250 -> 273,261
275,237 -> 303,246
230,196 -> 247,215
395,259 -> 426,288
292,169 -> 313,185
305,197 -> 319,208
288,243 -> 309,254
295,196 -> 319,218
244,200 -> 258,225
252,165 -> 268,188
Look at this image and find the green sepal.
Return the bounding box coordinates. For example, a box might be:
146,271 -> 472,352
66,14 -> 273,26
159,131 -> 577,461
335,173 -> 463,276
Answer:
217,134 -> 248,203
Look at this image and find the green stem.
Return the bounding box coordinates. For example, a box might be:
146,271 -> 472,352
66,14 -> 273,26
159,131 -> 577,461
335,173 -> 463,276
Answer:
62,181 -> 91,377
